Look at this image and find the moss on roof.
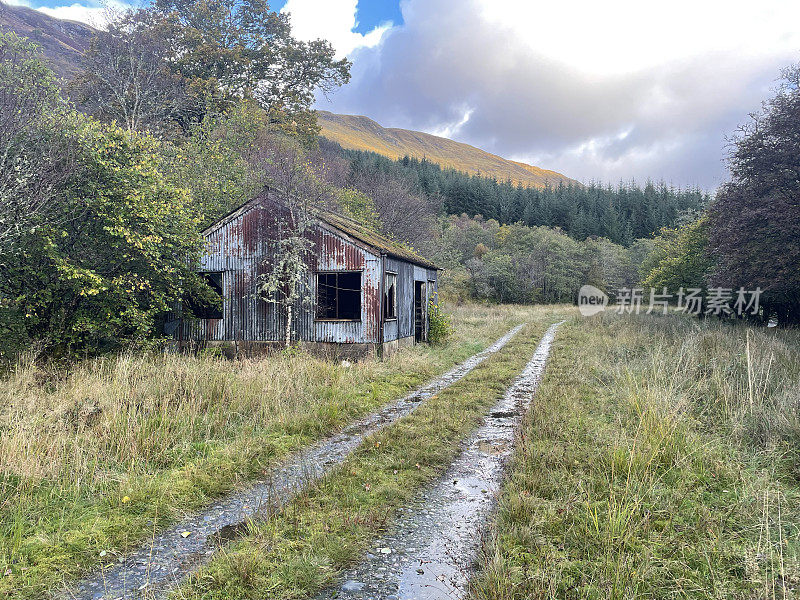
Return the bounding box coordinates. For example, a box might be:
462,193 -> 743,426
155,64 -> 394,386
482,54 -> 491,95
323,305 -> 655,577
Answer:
317,208 -> 438,270
203,188 -> 438,270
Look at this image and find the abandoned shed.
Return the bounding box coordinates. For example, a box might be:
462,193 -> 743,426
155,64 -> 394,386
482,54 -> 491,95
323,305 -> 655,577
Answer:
172,188 -> 439,356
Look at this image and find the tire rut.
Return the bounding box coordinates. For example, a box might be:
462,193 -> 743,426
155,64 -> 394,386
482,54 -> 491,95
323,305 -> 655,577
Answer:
55,324 -> 525,600
317,321 -> 563,600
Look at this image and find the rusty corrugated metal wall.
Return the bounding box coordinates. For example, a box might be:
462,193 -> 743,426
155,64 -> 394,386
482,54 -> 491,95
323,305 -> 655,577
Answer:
384,257 -> 438,342
177,193 -> 438,346
180,197 -> 380,344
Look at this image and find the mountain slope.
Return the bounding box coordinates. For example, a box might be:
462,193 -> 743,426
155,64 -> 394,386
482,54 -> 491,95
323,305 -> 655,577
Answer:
0,5 -> 576,190
317,110 -> 580,189
0,1 -> 93,80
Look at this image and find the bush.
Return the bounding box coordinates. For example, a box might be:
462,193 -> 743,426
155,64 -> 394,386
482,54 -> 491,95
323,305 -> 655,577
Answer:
5,117 -> 203,356
428,299 -> 453,344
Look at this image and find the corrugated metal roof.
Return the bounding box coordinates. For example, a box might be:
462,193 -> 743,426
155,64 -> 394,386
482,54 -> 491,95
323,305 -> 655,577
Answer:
203,187 -> 439,270
315,209 -> 438,270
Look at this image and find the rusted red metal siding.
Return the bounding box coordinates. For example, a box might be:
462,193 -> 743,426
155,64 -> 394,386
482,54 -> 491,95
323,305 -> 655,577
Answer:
179,194 -> 383,344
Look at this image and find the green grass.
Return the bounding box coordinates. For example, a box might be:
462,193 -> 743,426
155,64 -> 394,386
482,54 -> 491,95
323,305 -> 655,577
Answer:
0,303 -> 548,599
472,313 -> 800,599
171,307 -> 570,599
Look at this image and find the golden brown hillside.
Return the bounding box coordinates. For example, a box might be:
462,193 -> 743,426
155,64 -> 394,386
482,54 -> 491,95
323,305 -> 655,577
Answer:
0,1 -> 94,80
317,110 -> 580,188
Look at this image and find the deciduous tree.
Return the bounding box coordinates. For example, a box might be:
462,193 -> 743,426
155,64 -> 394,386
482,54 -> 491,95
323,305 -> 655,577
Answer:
72,13 -> 195,134
710,65 -> 800,325
0,32 -> 72,254
642,216 -> 713,293
256,135 -> 329,347
4,117 -> 203,354
79,0 -> 351,141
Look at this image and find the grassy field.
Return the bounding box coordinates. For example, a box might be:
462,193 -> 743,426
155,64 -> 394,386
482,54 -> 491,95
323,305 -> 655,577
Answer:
7,306 -> 797,600
0,303 -> 547,599
172,307 -> 569,599
473,313 -> 800,599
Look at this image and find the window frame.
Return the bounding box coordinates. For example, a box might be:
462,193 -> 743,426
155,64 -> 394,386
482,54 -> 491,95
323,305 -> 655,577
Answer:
315,270 -> 363,322
186,271 -> 224,320
383,271 -> 398,321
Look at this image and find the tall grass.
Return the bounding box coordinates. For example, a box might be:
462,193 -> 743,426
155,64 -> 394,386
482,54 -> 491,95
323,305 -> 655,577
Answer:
473,313 -> 800,599
615,315 -> 800,463
174,314 -> 563,600
0,303 -> 544,598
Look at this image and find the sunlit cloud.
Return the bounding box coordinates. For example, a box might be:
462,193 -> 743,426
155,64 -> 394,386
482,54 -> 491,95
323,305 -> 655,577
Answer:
281,0 -> 394,58
31,0 -> 134,28
314,0 -> 800,188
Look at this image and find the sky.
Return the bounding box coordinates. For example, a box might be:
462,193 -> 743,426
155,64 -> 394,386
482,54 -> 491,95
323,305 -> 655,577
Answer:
11,0 -> 800,189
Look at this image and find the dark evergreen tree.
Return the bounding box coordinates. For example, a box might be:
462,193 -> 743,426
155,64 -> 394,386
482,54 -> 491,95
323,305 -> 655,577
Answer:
331,145 -> 708,246
710,65 -> 800,326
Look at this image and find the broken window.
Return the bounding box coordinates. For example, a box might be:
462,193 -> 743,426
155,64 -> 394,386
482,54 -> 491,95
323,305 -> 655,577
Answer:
383,272 -> 397,319
316,271 -> 362,320
186,271 -> 224,319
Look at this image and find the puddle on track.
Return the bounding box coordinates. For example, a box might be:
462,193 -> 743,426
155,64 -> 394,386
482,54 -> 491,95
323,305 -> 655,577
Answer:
318,321 -> 563,600
57,324 -> 525,600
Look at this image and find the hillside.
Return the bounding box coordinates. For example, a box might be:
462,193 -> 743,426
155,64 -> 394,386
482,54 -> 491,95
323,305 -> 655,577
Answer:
318,110 -> 580,189
0,4 -> 574,190
0,1 -> 92,80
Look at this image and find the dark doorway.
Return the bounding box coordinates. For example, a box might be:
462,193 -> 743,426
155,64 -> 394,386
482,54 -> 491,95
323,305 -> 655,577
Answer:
414,280 -> 425,342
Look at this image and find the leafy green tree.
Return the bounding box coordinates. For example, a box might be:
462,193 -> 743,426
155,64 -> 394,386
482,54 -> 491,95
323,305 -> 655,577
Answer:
74,0 -> 350,141
584,237 -> 637,294
0,32 -> 72,254
710,65 -> 800,325
334,187 -> 382,231
157,0 -> 348,140
453,218 -> 624,304
0,32 -> 78,357
4,118 -> 203,354
642,216 -> 713,293
163,100 -> 272,224
164,101 -> 383,230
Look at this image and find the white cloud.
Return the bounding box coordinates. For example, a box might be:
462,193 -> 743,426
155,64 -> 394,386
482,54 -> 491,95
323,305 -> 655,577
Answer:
281,0 -> 392,58
428,106 -> 474,139
35,0 -> 133,28
478,0 -> 800,77
315,0 -> 800,188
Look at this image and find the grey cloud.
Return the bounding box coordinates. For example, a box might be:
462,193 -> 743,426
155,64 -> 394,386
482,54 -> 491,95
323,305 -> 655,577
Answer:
316,0 -> 799,188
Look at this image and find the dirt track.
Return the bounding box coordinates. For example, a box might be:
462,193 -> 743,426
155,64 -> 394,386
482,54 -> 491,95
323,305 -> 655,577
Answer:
58,325 -> 526,600
316,322 -> 562,600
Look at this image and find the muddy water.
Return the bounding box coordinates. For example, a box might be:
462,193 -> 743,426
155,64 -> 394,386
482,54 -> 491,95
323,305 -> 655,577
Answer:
57,325 -> 525,600
318,321 -> 563,600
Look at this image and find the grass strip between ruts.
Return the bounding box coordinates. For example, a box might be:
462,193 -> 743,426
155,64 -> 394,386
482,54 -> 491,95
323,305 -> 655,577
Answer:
173,318 -> 559,599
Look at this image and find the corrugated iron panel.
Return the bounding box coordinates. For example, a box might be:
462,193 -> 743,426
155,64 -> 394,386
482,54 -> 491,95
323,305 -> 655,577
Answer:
180,196 -> 387,345
315,228 -> 365,271
382,319 -> 398,342
315,320 -> 363,343
386,257 -> 416,340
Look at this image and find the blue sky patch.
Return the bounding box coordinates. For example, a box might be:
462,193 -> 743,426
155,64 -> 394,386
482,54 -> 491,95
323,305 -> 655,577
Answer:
353,0 -> 402,33
270,0 -> 402,32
